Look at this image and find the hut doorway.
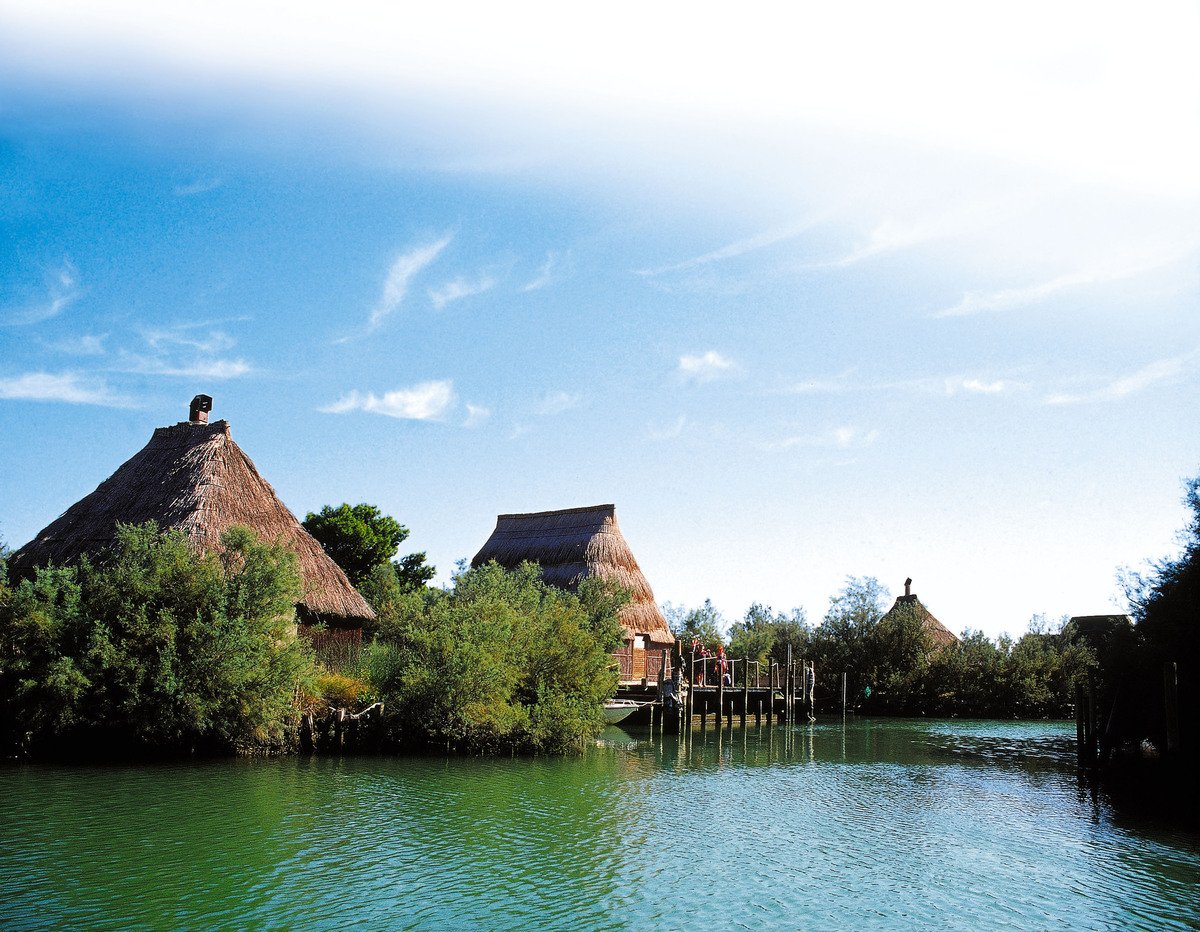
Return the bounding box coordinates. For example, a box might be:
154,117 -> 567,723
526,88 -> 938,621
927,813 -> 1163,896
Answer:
631,634 -> 646,679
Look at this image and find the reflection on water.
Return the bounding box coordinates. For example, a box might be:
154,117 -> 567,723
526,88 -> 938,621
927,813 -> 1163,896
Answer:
2,719 -> 1197,931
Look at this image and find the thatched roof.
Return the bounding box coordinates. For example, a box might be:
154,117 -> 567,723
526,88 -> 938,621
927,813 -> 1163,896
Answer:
9,412 -> 374,626
882,585 -> 959,650
471,504 -> 673,645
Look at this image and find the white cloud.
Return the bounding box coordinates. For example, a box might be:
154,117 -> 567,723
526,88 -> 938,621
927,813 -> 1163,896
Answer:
679,351 -> 735,383
174,177 -> 222,196
369,237 -> 452,329
142,327 -> 236,353
950,378 -> 1010,395
522,254 -> 556,292
50,334 -> 108,356
464,403 -> 491,427
118,354 -> 252,378
5,259 -> 80,326
767,425 -> 880,452
320,381 -> 456,420
0,371 -> 131,406
429,273 -> 495,309
638,218 -> 819,277
936,246 -> 1195,318
536,390 -> 580,415
647,415 -> 687,440
1046,355 -> 1192,405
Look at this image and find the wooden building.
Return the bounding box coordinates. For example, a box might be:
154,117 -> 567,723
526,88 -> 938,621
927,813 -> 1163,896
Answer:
9,395 -> 374,632
471,504 -> 674,680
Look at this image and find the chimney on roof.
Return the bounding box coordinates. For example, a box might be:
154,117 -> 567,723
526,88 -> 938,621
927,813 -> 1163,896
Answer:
190,394 -> 213,424
904,577 -> 912,598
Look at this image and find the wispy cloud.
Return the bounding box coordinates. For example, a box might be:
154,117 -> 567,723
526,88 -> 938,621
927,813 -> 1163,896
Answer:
936,246 -> 1195,318
1046,354 -> 1193,405
321,381 -> 456,420
142,327 -> 237,354
5,260 -> 80,326
767,425 -> 880,452
638,219 -> 818,277
464,404 -> 491,428
131,358 -> 253,379
647,415 -> 687,440
49,334 -> 108,356
536,391 -> 580,416
174,177 -> 222,197
522,254 -> 557,292
0,371 -> 132,406
369,236 -> 452,329
429,273 -> 495,309
679,351 -> 735,383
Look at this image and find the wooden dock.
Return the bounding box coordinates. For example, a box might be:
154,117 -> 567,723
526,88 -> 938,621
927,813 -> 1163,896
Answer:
612,647 -> 819,733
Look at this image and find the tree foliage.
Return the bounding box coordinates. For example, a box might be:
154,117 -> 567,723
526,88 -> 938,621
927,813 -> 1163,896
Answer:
0,522 -> 317,758
361,560 -> 625,753
302,503 -> 434,592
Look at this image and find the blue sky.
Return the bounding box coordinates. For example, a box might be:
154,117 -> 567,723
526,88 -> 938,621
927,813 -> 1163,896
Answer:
2,1 -> 1199,638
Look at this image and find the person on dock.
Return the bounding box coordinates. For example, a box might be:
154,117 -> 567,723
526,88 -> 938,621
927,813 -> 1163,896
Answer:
717,645 -> 730,687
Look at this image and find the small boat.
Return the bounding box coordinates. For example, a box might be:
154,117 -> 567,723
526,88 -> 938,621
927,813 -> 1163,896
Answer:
603,699 -> 643,724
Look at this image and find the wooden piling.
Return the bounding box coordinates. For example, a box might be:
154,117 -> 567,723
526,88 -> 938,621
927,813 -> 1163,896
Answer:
786,646 -> 793,726
741,660 -> 749,727
1164,661 -> 1180,754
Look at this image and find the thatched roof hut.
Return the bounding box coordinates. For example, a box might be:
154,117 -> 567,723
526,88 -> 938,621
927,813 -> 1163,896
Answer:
9,396 -> 374,628
881,578 -> 959,650
471,504 -> 673,646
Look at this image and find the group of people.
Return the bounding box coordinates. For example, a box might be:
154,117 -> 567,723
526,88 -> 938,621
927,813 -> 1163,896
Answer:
689,639 -> 732,687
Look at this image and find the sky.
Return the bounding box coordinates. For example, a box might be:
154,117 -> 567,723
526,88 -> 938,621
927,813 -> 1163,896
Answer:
2,1 -> 1199,639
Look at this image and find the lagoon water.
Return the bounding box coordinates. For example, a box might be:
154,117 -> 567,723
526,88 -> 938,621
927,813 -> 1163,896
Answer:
2,719 -> 1198,931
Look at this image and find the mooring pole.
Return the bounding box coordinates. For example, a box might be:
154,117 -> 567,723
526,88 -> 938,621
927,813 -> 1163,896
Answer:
842,672 -> 847,721
786,645 -> 793,726
741,659 -> 749,727
1164,662 -> 1180,755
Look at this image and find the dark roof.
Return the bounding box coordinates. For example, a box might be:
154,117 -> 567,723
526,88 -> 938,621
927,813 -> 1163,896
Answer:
10,417 -> 374,625
471,504 -> 673,645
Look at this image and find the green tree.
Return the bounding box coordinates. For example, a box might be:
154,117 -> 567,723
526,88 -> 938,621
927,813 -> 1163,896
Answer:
363,560 -> 625,753
0,522 -> 317,758
302,503 -> 434,592
664,598 -> 725,647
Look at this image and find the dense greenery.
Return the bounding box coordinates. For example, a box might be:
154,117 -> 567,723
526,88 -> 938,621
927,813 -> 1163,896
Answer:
302,503 -> 435,593
360,560 -> 625,754
1116,471 -> 1200,752
672,577 -> 1093,718
0,523 -> 318,758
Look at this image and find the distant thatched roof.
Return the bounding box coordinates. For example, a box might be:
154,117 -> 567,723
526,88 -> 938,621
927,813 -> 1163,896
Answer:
882,588 -> 959,650
471,504 -> 673,645
10,413 -> 374,626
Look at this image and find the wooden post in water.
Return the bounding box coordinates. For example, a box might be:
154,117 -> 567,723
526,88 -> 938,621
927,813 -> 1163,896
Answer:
1086,672 -> 1097,764
1164,662 -> 1180,755
786,645 -> 793,726
741,659 -> 749,727
1075,681 -> 1086,766
717,668 -> 725,729
841,672 -> 847,721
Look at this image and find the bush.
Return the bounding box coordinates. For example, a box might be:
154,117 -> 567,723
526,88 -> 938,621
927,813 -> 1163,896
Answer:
362,561 -> 623,753
0,522 -> 318,758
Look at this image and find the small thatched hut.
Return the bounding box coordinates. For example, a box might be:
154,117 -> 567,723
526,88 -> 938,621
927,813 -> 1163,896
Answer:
471,504 -> 674,680
9,396 -> 374,630
881,578 -> 959,650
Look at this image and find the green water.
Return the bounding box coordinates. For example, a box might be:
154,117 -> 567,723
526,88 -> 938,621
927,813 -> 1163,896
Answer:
2,719 -> 1197,931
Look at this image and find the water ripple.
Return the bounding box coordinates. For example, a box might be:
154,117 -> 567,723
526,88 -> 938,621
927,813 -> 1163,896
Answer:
1,721 -> 1197,931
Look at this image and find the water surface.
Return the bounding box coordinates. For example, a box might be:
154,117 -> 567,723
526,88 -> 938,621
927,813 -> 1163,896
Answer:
3,719 -> 1197,930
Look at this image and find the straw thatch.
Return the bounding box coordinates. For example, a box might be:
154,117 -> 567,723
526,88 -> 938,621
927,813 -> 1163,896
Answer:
882,588 -> 959,650
9,415 -> 374,627
471,504 -> 673,645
